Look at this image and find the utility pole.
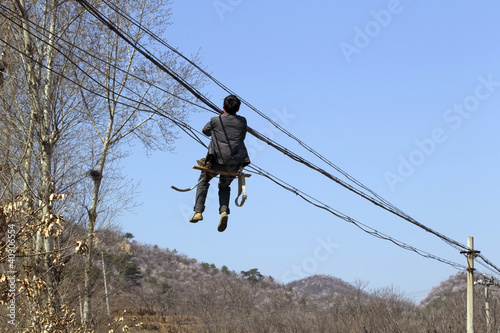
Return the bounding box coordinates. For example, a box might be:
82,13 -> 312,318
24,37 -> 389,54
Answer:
475,276 -> 500,333
79,288 -> 83,324
102,251 -> 111,316
461,236 -> 479,333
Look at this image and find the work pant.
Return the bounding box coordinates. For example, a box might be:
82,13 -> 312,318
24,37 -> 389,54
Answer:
193,163 -> 239,214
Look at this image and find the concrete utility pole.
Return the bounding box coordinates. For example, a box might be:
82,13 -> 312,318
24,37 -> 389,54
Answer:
475,276 -> 500,333
461,236 -> 479,333
102,252 -> 111,316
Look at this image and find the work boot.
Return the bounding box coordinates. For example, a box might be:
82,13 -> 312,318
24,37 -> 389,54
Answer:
217,212 -> 228,232
189,212 -> 203,223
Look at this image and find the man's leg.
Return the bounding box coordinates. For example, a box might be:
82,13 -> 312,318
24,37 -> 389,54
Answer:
218,175 -> 233,214
217,164 -> 239,232
218,164 -> 239,214
191,172 -> 213,222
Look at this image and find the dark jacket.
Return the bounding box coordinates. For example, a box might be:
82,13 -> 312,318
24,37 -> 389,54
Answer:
203,113 -> 251,166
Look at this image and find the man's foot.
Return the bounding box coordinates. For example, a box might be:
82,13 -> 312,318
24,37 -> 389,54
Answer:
218,212 -> 228,232
189,213 -> 203,223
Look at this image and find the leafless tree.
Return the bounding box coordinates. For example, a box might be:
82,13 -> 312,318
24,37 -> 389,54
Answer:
2,3 -> 90,328
67,0 -> 206,327
1,0 -> 205,330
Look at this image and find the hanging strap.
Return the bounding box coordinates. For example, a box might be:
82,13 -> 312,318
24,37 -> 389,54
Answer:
235,165 -> 247,207
173,165 -> 249,207
171,178 -> 203,192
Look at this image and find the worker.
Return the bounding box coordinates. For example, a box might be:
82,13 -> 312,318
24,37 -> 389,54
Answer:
190,95 -> 250,232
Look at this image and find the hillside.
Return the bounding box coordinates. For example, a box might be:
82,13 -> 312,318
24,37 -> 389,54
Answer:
420,272 -> 467,306
286,274 -> 360,299
420,271 -> 500,307
9,225 -> 495,332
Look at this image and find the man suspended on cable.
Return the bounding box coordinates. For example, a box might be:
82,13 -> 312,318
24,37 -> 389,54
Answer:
189,95 -> 250,232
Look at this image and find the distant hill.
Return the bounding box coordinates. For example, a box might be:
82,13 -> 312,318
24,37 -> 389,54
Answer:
80,229 -> 496,332
420,272 -> 500,306
419,272 -> 467,306
286,274 -> 360,299
102,231 -> 470,309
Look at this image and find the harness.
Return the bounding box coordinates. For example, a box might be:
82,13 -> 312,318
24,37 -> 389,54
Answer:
171,163 -> 251,207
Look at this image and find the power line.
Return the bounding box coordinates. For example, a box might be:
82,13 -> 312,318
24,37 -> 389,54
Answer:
109,6 -> 500,279
94,0 -> 425,219
5,0 -> 499,278
247,164 -> 466,271
0,5 -> 210,148
2,25 -> 467,275
73,0 -> 500,277
0,34 -> 207,149
0,3 -> 215,115
75,0 -> 221,115
74,0 -> 473,256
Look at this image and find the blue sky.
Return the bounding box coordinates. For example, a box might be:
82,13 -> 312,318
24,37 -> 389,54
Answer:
119,1 -> 500,302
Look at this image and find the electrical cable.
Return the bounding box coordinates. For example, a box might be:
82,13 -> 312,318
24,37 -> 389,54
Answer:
73,0 -> 500,277
0,4 -> 212,148
73,0 -> 473,257
96,0 -> 417,216
104,3 -> 500,277
247,164 -> 466,271
0,3 -> 216,116
0,34 -> 208,149
3,28 -> 468,275
75,0 -> 221,115
5,0 -> 499,277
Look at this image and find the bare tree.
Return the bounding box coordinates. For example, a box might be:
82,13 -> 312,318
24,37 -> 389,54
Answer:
70,0 -> 206,327
4,2 -> 88,323
1,0 -> 204,330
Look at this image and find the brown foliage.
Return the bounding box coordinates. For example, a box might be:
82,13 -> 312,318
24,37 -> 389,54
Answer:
0,194 -> 88,332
